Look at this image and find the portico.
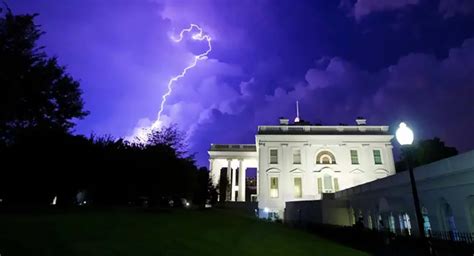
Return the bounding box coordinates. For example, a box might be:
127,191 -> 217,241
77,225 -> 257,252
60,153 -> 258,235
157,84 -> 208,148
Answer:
208,144 -> 258,202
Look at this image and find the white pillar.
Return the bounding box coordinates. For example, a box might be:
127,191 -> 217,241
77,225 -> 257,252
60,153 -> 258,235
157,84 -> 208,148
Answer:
227,159 -> 232,201
386,145 -> 396,174
209,158 -> 217,186
256,169 -> 259,197
231,159 -> 237,201
238,159 -> 246,202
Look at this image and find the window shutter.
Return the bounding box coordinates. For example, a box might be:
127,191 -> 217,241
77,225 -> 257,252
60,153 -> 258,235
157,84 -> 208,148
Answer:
317,177 -> 322,194
334,177 -> 339,191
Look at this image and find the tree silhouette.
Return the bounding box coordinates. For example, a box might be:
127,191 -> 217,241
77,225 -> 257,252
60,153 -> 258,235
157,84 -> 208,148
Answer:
396,137 -> 458,172
0,8 -> 88,143
218,169 -> 229,203
147,124 -> 188,158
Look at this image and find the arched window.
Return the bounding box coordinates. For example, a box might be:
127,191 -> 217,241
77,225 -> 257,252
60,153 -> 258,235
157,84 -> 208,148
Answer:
439,199 -> 458,236
367,214 -> 373,229
388,213 -> 396,233
422,207 -> 432,236
349,208 -> 356,225
316,150 -> 336,164
398,213 -> 412,236
377,215 -> 383,230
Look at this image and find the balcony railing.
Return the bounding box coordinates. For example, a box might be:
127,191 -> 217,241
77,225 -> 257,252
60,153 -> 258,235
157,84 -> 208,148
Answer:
257,125 -> 389,135
210,144 -> 256,152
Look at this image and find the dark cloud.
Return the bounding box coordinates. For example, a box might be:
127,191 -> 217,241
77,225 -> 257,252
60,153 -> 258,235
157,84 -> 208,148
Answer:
352,0 -> 419,20
439,0 -> 474,18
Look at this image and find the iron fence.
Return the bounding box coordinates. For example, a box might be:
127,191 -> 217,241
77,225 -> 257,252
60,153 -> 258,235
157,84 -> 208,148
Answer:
429,230 -> 474,243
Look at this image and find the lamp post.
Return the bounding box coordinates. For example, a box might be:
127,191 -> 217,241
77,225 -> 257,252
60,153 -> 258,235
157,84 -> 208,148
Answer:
396,122 -> 425,239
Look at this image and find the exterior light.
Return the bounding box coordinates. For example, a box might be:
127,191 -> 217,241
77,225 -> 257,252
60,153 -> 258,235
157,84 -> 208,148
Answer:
264,207 -> 270,213
395,121 -> 426,240
396,122 -> 414,145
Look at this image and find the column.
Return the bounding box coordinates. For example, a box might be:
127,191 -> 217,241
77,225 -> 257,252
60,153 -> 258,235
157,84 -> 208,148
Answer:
231,159 -> 237,201
386,145 -> 396,174
257,146 -> 262,199
238,159 -> 246,202
227,159 -> 232,201
256,169 -> 259,197
209,159 -> 217,186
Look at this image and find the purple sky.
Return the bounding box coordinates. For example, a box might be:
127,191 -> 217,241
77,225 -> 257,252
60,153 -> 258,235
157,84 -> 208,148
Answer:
8,0 -> 474,167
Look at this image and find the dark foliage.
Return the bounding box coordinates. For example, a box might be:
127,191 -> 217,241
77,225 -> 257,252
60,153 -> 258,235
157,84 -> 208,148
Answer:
396,137 -> 458,172
193,167 -> 217,207
218,169 -> 229,203
0,126 -> 214,207
0,8 -> 88,143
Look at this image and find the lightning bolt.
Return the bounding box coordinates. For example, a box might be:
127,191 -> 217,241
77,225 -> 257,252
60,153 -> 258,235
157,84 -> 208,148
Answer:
130,24 -> 212,142
153,24 -> 212,130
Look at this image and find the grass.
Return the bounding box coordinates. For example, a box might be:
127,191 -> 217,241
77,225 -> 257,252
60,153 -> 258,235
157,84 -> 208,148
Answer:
0,208 -> 368,256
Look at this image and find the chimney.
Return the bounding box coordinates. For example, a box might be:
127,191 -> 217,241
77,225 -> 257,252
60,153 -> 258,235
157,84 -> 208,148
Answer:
356,117 -> 367,125
279,117 -> 289,125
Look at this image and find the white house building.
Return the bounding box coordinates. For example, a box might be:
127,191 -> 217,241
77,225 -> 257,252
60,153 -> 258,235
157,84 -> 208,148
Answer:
209,116 -> 396,219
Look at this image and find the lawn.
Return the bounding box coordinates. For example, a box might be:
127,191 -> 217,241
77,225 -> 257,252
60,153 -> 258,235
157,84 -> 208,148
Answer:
0,208 -> 368,256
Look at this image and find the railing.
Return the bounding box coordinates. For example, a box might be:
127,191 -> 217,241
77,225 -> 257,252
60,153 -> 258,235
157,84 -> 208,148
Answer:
210,144 -> 256,152
285,221 -> 474,255
430,230 -> 474,243
257,125 -> 389,134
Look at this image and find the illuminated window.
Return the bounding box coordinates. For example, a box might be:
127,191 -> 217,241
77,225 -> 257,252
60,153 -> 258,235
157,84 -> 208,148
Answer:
349,208 -> 356,225
403,213 -> 412,235
293,149 -> 301,164
422,207 -> 432,237
368,215 -> 373,229
270,177 -> 279,198
350,150 -> 359,164
316,150 -> 336,164
294,177 -> 302,198
317,177 -> 322,194
388,214 -> 396,233
321,156 -> 331,164
270,149 -> 278,164
317,175 -> 338,193
373,150 -> 382,164
334,177 -> 339,191
323,174 -> 333,192
440,199 -> 458,236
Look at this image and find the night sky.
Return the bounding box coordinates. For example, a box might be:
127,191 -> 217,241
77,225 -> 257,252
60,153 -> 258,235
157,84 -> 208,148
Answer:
8,0 -> 474,166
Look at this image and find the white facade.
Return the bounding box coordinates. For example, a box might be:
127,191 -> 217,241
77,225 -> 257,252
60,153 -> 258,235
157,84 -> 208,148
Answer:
209,118 -> 396,218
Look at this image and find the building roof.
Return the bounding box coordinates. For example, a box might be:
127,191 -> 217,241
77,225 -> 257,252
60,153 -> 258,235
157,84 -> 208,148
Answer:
257,125 -> 390,135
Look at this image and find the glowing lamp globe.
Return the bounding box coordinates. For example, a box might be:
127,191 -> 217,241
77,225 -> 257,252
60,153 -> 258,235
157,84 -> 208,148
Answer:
396,122 -> 414,145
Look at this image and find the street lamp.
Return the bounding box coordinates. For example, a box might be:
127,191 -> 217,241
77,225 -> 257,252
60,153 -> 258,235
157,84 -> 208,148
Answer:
396,122 -> 414,145
396,122 -> 425,239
